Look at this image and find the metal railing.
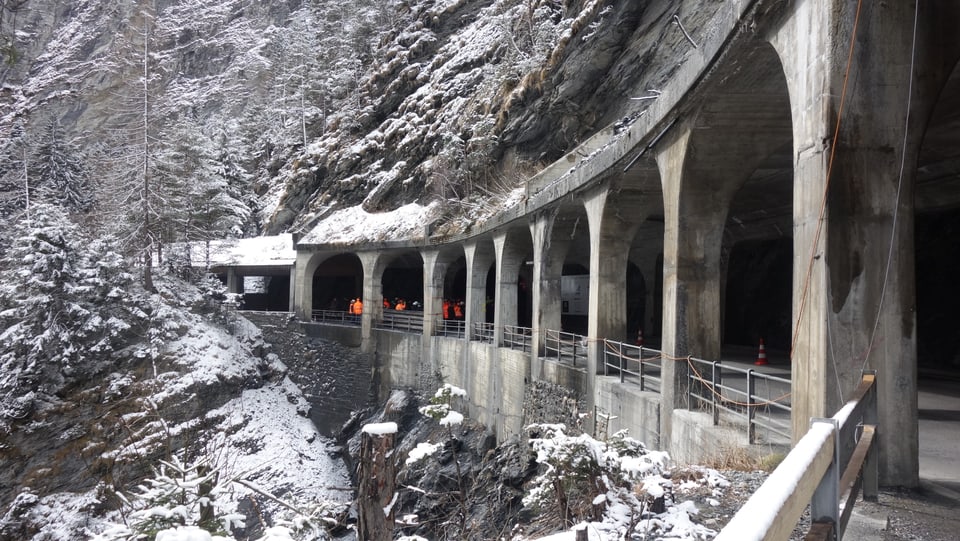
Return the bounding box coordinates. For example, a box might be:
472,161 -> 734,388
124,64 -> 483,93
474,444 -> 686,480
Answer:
376,309 -> 424,333
471,322 -> 495,343
602,339 -> 662,393
436,319 -> 466,338
716,372 -> 877,541
503,325 -> 533,352
687,356 -> 792,445
311,309 -> 360,326
543,329 -> 588,367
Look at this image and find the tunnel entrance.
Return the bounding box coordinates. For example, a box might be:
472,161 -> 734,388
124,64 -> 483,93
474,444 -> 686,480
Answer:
723,238 -> 793,352
241,275 -> 290,311
312,254 -> 363,312
382,252 -> 424,308
916,208 -> 960,377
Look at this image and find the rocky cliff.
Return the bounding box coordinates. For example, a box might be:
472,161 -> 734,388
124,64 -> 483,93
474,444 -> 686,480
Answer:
0,0 -> 716,239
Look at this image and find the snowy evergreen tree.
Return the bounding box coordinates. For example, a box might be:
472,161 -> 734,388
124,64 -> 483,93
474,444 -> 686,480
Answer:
33,118 -> 93,213
0,203 -> 144,394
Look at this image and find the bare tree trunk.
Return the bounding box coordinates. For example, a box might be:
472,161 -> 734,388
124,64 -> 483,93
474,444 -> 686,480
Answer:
357,430 -> 396,541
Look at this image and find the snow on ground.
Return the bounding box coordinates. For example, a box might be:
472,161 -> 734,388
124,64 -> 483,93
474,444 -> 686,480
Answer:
298,202 -> 442,245
208,377 -> 352,507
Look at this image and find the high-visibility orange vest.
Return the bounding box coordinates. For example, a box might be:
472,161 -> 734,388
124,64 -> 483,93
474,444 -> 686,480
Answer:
383,298 -> 391,309
443,300 -> 451,319
353,300 -> 363,315
453,302 -> 463,318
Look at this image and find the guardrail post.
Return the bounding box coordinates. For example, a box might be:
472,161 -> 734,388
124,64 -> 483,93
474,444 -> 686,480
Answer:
810,417 -> 840,539
639,346 -> 646,392
863,370 -> 878,502
747,369 -> 756,444
711,361 -> 720,425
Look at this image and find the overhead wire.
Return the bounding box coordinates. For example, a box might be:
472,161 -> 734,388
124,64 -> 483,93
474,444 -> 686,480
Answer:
860,0 -> 919,374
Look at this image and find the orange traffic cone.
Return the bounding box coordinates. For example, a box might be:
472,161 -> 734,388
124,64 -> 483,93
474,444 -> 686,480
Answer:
636,329 -> 644,347
754,338 -> 768,365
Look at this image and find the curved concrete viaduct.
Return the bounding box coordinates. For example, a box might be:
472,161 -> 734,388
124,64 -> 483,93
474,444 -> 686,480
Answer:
292,0 -> 960,487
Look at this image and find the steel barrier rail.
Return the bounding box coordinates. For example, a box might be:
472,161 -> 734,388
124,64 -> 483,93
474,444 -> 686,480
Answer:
543,329 -> 588,367
311,309 -> 360,326
601,339 -> 662,393
715,372 -> 878,541
503,325 -> 533,352
471,322 -> 495,343
687,356 -> 792,444
437,319 -> 466,338
377,309 -> 424,333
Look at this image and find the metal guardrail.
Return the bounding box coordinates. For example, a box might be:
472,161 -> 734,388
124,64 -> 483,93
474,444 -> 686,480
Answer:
471,322 -> 495,343
687,356 -> 792,445
376,309 -> 424,333
311,309 -> 360,326
716,372 -> 878,541
602,339 -> 662,393
543,329 -> 588,367
436,319 -> 466,338
503,325 -> 533,352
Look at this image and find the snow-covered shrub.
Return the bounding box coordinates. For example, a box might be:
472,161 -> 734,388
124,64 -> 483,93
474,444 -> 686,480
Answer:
523,425 -> 672,532
417,383 -> 467,427
92,454 -> 244,541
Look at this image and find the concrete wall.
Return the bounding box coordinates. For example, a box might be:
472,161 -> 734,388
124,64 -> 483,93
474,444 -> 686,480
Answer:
595,378 -> 661,448
303,322 -> 362,347
360,327 -> 787,465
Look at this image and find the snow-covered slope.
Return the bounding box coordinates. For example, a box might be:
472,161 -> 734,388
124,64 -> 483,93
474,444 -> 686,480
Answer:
0,0 -> 718,243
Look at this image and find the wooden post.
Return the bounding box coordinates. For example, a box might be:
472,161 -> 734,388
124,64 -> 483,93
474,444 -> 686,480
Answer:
357,423 -> 397,541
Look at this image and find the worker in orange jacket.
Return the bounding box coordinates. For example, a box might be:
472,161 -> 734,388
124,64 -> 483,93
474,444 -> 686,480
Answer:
442,299 -> 451,319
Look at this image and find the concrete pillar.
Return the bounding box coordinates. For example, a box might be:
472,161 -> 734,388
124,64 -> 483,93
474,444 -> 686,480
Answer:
421,249 -> 444,339
359,252 -> 381,354
492,232 -> 516,346
530,212 -> 567,357
293,251 -> 314,319
464,240 -> 495,340
655,122 -> 727,447
287,264 -> 296,312
769,0 -> 952,485
226,267 -> 242,295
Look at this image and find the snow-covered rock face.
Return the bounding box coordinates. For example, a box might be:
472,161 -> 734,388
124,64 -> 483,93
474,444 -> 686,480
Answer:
0,272 -> 351,540
1,0 -> 718,243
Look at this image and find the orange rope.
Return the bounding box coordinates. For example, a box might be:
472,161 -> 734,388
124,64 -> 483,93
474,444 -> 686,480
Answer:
686,357 -> 792,408
791,0 -> 864,358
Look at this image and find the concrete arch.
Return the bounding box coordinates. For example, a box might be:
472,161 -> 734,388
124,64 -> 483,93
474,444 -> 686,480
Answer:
465,238 -> 496,336
663,40 -> 792,362
656,37 -> 793,452
375,250 -> 425,309
494,225 -> 534,343
545,201 -> 591,336
296,252 -> 364,318
423,245 -> 466,334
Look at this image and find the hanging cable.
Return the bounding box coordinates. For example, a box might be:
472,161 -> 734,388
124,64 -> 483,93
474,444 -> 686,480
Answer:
860,0 -> 919,373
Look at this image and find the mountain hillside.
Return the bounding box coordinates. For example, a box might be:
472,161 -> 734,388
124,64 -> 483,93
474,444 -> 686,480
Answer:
0,0 -> 715,241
